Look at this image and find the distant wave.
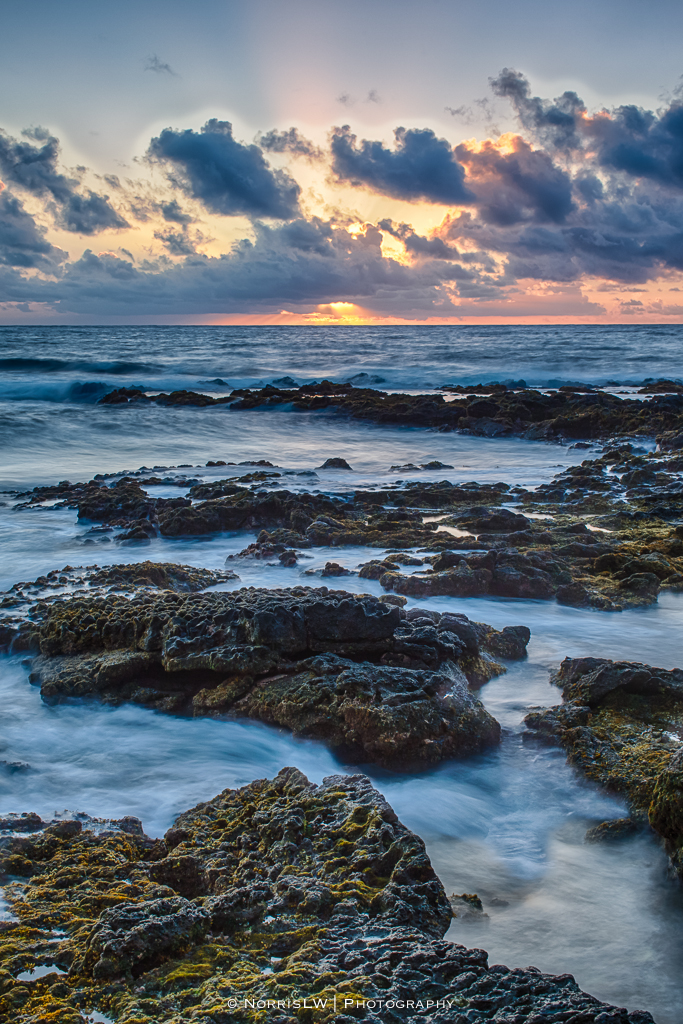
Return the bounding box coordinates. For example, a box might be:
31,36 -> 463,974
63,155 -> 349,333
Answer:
0,381 -> 144,403
0,357 -> 158,374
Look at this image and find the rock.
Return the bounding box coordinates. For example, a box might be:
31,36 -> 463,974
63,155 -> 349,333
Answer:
24,588 -> 526,766
618,572 -> 661,598
556,581 -> 591,606
358,558 -> 393,579
585,818 -> 641,843
319,457 -> 352,469
483,625 -> 531,660
649,748 -> 683,874
44,820 -> 82,840
384,551 -> 424,565
525,657 -> 683,876
0,769 -> 655,1024
320,561 -> 352,576
83,561 -> 237,592
232,654 -> 501,764
551,657 -> 683,707
382,550 -> 555,601
387,563 -> 492,598
449,892 -> 489,921
459,506 -> 531,533
87,897 -> 211,979
0,812 -> 45,833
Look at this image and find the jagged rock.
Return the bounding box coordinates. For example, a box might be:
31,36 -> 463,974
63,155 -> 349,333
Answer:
525,657 -> 683,876
0,770 -> 655,1024
649,748 -> 683,874
24,588 -> 528,766
100,379 -> 683,444
585,818 -> 641,843
231,654 -> 501,763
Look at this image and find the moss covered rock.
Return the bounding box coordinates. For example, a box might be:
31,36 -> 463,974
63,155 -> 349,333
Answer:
0,769 -> 655,1024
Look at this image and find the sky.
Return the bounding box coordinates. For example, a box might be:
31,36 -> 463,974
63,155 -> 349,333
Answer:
1,0 -> 683,325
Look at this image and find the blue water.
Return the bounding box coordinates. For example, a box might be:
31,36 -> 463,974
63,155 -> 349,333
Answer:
1,324 -> 682,1021
1,324 -> 682,398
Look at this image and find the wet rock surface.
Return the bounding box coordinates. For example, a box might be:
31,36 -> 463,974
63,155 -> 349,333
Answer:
524,656 -> 683,875
0,562 -> 239,651
0,769 -> 654,1024
11,442 -> 683,616
98,378 -> 683,443
19,588 -> 526,766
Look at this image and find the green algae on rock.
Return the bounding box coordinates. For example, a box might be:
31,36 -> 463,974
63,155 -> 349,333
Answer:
524,657 -> 683,874
0,769 -> 656,1024
19,588 -> 525,766
0,562 -> 239,654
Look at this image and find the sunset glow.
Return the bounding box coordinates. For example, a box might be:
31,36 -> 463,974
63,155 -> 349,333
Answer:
0,3 -> 681,326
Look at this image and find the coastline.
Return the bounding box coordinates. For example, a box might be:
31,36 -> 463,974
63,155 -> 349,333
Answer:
2,341 -> 683,1022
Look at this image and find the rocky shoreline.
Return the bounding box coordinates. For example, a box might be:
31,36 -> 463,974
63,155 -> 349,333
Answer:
3,385 -> 683,1022
0,769 -> 655,1024
9,440 -> 683,613
6,584 -> 529,767
97,379 -> 683,446
525,657 -> 683,878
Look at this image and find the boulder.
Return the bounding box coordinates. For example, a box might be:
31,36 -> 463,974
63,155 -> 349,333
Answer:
25,588 -> 530,766
0,769 -> 656,1023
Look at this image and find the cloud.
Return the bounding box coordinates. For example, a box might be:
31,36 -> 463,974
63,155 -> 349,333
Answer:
145,54 -> 178,76
148,119 -> 301,219
0,128 -> 128,234
258,127 -> 323,161
455,136 -> 574,224
5,76 -> 683,320
490,68 -> 586,151
492,68 -> 683,190
378,218 -> 464,260
153,229 -> 198,256
330,125 -> 474,204
0,189 -> 66,268
18,217 -> 482,316
159,199 -> 193,224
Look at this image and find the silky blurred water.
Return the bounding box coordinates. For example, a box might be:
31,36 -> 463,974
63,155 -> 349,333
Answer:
1,324 -> 682,1021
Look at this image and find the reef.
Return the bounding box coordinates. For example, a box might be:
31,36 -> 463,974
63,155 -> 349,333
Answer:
524,656 -> 683,876
96,378 -> 683,444
0,562 -> 239,646
0,768 -> 655,1024
9,442 -> 683,617
14,588 -> 529,767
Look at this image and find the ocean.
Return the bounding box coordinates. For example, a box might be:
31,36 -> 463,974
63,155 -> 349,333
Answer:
1,323 -> 682,1021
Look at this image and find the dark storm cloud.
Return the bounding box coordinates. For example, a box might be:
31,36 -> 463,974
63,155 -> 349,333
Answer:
0,189 -> 65,268
586,102 -> 683,188
148,119 -> 301,219
21,217 -> 478,316
490,69 -> 586,151
258,128 -> 323,161
455,138 -> 574,225
0,128 -> 128,234
330,125 -> 474,204
159,199 -> 193,224
443,177 -> 683,284
493,68 -> 683,190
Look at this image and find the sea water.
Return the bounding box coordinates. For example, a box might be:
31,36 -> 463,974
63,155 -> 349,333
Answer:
1,324 -> 682,1022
